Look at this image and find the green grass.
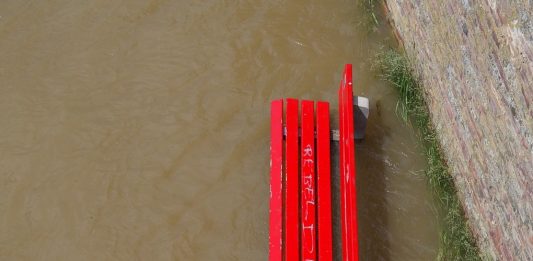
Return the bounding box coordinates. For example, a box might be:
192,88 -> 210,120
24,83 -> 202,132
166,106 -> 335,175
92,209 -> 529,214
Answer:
374,49 -> 481,261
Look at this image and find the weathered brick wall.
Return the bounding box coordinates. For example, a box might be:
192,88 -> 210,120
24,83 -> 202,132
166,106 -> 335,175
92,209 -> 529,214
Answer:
382,0 -> 532,259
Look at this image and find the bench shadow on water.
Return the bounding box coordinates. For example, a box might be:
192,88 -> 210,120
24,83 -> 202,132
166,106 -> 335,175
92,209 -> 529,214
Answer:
332,104 -> 390,261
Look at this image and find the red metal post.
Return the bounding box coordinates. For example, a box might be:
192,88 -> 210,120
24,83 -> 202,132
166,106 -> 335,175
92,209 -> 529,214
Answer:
317,101 -> 333,261
269,99 -> 283,261
301,100 -> 316,261
339,64 -> 359,261
285,99 -> 299,261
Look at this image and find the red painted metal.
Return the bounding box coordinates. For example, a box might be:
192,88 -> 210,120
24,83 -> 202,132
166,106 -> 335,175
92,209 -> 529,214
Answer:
338,78 -> 348,261
301,100 -> 316,261
270,65 -> 358,261
269,99 -> 283,261
345,66 -> 359,261
285,98 -> 299,261
339,64 -> 359,261
317,101 -> 333,261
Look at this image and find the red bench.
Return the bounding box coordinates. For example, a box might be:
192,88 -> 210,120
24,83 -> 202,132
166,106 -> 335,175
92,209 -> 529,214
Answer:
269,64 -> 359,261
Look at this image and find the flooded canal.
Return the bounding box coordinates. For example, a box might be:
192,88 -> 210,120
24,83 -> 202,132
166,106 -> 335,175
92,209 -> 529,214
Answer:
0,0 -> 438,260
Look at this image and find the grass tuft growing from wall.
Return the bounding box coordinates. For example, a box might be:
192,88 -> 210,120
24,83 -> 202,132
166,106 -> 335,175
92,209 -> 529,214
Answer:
374,49 -> 481,261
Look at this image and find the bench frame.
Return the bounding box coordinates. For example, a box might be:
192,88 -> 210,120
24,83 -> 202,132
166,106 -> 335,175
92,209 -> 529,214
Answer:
269,64 -> 360,261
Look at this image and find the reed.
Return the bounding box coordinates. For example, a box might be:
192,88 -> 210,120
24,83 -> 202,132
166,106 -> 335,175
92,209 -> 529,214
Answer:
357,0 -> 380,32
374,49 -> 481,261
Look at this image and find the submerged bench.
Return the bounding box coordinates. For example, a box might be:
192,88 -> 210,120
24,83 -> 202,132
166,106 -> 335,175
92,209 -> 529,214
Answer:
269,64 -> 361,261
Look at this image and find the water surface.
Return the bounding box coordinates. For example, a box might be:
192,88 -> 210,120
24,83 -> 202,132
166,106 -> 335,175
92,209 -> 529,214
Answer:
0,1 -> 438,260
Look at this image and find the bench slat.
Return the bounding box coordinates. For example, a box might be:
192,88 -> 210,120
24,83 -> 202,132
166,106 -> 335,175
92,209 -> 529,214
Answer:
317,101 -> 333,261
339,64 -> 359,261
285,98 -> 299,261
269,99 -> 283,261
338,82 -> 348,261
345,66 -> 359,261
301,100 -> 317,261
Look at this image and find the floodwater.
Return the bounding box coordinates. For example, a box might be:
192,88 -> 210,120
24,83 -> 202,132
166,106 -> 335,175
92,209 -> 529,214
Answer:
0,0 -> 439,260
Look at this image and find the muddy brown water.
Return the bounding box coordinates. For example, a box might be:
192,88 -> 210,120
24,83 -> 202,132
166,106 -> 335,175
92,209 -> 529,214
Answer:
0,1 -> 439,260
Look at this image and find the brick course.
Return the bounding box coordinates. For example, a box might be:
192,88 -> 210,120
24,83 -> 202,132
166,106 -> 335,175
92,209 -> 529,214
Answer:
383,0 -> 533,259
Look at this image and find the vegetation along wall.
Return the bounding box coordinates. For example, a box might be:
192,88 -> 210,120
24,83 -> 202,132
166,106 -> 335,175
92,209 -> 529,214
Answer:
382,0 -> 532,259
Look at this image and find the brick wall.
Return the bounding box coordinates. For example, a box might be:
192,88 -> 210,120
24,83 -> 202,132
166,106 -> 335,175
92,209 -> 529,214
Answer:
382,0 -> 532,259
